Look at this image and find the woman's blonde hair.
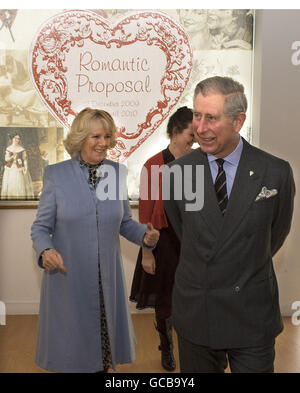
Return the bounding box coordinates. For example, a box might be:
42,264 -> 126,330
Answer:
64,108 -> 117,158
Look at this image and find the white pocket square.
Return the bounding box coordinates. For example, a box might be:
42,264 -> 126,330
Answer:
255,186 -> 278,201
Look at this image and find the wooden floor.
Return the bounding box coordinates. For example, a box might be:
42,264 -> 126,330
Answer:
0,314 -> 300,373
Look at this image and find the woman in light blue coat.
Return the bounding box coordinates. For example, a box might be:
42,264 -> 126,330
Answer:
31,108 -> 159,373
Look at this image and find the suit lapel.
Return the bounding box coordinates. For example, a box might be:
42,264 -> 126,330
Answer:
215,140 -> 266,251
196,150 -> 224,237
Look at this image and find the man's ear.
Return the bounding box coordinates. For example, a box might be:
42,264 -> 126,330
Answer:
233,112 -> 246,132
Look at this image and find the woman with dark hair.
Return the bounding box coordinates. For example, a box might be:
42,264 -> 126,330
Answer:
130,106 -> 194,371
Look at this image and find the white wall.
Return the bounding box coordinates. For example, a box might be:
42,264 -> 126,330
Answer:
0,207 -> 149,315
252,10 -> 300,315
0,209 -> 42,314
1,10 -> 300,316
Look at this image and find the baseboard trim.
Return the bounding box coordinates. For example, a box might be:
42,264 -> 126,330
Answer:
4,301 -> 292,317
5,301 -> 40,315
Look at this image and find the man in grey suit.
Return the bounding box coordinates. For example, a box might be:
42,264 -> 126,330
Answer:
163,76 -> 295,373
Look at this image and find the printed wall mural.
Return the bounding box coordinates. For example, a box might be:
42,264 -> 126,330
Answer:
0,9 -> 254,204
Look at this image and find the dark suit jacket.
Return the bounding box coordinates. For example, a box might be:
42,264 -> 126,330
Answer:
163,138 -> 295,349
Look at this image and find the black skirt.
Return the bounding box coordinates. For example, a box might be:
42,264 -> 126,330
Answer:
129,221 -> 180,314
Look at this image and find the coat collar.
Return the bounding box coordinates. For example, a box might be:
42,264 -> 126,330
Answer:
70,157 -> 97,205
70,157 -> 118,206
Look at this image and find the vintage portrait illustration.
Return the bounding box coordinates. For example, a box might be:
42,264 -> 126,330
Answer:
0,126 -> 65,201
0,49 -> 49,128
176,9 -> 253,51
0,41 -> 66,204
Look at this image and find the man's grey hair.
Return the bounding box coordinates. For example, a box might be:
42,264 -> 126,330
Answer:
193,76 -> 248,121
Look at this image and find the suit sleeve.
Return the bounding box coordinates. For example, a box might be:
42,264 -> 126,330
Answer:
31,166 -> 57,267
162,165 -> 183,241
271,161 -> 295,256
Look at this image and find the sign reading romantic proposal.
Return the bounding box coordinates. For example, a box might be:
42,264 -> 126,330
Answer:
29,10 -> 193,162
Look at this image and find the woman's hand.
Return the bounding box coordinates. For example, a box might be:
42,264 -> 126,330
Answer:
141,249 -> 156,275
42,249 -> 67,273
143,223 -> 159,247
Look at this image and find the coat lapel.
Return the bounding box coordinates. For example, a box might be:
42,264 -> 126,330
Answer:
215,140 -> 266,251
70,158 -> 96,206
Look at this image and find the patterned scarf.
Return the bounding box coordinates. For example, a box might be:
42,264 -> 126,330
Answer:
80,159 -> 103,188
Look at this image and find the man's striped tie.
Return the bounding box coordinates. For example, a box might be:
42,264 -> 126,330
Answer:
215,158 -> 228,215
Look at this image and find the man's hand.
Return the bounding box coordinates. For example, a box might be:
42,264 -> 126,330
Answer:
143,223 -> 159,247
42,249 -> 67,273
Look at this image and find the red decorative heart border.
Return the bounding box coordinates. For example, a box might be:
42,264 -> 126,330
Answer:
29,10 -> 193,162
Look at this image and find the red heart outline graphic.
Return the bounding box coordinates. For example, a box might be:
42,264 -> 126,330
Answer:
29,10 -> 193,162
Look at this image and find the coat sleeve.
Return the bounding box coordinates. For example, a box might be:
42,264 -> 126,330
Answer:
31,166 -> 57,267
120,197 -> 147,246
271,161 -> 295,256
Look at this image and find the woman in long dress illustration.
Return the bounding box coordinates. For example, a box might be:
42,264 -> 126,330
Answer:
1,133 -> 34,199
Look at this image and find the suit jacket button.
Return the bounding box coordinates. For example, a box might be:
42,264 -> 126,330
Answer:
234,286 -> 240,293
